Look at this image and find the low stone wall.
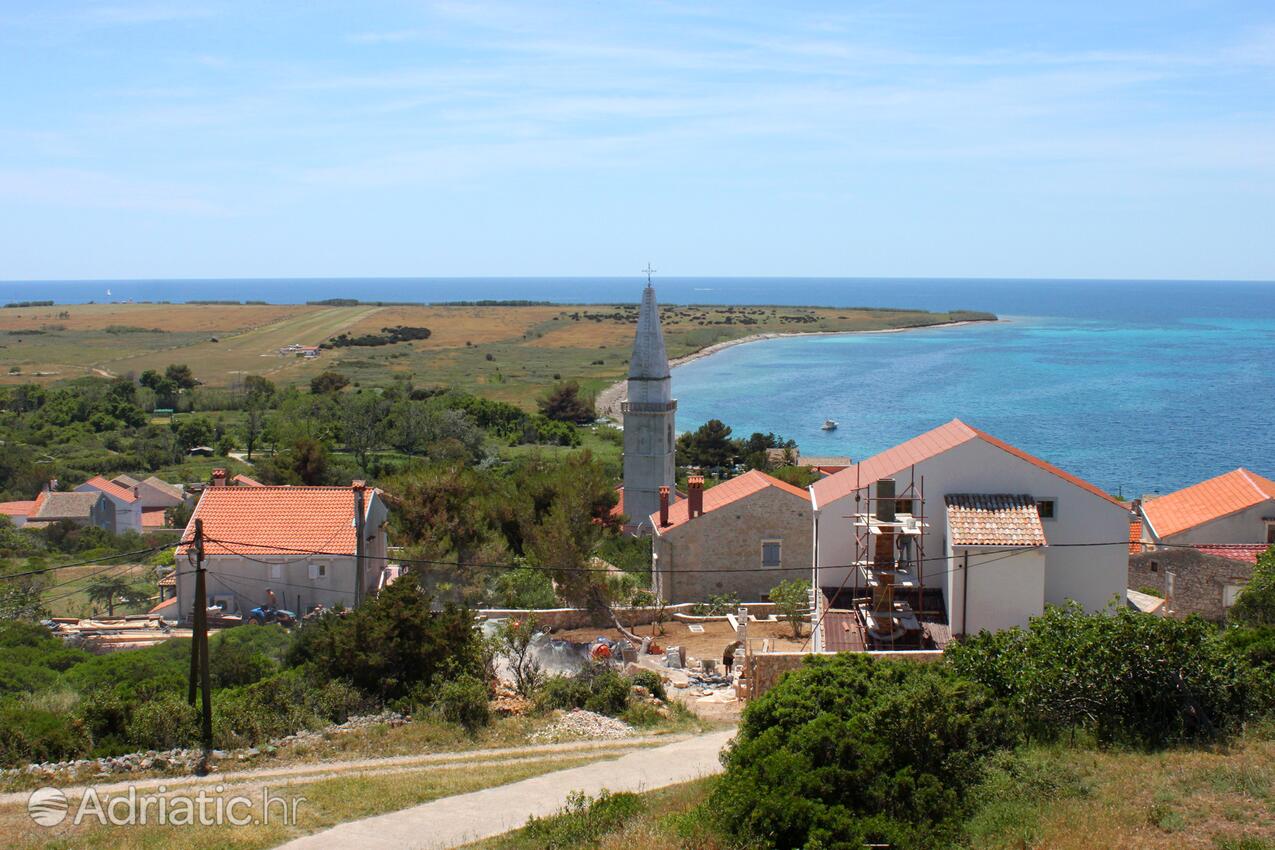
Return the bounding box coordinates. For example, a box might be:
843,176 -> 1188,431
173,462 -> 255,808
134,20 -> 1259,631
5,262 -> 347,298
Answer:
744,649 -> 944,700
1129,549 -> 1255,621
477,602 -> 778,631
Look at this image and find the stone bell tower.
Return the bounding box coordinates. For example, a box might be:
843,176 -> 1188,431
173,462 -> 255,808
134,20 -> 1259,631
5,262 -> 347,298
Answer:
622,276 -> 677,534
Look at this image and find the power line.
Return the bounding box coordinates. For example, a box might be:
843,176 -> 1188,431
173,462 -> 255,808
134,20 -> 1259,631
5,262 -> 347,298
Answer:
0,543 -> 183,581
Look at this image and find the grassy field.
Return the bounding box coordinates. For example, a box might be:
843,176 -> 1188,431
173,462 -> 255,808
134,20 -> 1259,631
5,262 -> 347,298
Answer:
473,733 -> 1275,850
0,302 -> 993,408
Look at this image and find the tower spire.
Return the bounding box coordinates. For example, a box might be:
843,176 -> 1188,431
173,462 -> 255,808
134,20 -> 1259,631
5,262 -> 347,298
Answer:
642,263 -> 656,286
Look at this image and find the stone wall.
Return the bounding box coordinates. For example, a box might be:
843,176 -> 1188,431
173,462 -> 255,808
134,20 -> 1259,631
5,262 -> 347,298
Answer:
478,601 -> 779,631
1128,549 -> 1254,621
653,486 -> 812,604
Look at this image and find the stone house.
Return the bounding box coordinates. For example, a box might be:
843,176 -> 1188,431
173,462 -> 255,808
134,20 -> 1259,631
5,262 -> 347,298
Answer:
26,491 -> 115,531
1128,545 -> 1265,621
75,475 -> 143,533
175,480 -> 389,623
651,470 -> 812,604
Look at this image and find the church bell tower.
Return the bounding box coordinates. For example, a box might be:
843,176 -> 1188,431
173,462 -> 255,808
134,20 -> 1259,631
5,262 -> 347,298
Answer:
622,274 -> 677,534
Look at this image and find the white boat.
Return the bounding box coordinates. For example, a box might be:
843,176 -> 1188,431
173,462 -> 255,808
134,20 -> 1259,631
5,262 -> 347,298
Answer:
822,419 -> 838,431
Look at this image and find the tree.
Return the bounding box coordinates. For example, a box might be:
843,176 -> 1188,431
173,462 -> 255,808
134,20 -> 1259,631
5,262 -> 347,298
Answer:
164,363 -> 197,390
86,576 -> 145,617
1229,546 -> 1275,627
310,371 -> 349,395
537,381 -> 595,425
386,462 -> 494,565
769,578 -> 810,638
242,374 -> 276,399
0,584 -> 49,622
677,419 -> 735,468
242,393 -> 268,462
172,416 -> 215,451
261,437 -> 330,485
496,615 -> 545,697
341,393 -> 388,471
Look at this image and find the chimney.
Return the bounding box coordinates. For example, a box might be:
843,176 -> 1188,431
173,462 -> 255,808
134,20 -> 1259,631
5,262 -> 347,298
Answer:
658,486 -> 670,527
46,478 -> 58,492
133,485 -> 141,501
875,478 -> 896,522
352,479 -> 366,491
211,469 -> 227,486
688,475 -> 704,519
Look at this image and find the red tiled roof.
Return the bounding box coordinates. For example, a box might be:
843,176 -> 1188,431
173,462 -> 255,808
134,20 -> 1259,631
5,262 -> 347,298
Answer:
945,494 -> 1047,547
1190,544 -> 1270,565
653,469 -> 810,532
82,475 -> 138,503
1141,468 -> 1275,540
177,485 -> 375,556
0,501 -> 36,517
141,507 -> 169,528
233,474 -> 264,487
148,596 -> 178,616
810,419 -> 1124,509
1129,519 -> 1144,554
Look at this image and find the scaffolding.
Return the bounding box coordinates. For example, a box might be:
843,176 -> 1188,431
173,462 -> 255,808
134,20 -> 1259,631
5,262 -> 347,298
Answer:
845,466 -> 933,650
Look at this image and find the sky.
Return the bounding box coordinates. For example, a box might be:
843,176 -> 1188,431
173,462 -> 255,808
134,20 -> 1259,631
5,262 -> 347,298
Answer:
1,1 -> 1273,281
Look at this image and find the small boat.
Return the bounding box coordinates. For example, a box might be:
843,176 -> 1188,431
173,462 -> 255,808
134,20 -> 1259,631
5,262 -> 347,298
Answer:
822,419 -> 838,431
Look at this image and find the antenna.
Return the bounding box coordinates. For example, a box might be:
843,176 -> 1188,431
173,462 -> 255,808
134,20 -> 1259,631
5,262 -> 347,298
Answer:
642,263 -> 656,285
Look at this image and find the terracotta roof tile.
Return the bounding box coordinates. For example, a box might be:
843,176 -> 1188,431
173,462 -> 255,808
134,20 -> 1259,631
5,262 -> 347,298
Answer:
811,419 -> 1124,510
177,485 -> 375,556
141,507 -> 169,528
0,501 -> 36,517
944,494 -> 1047,547
82,475 -> 138,503
1141,468 -> 1275,540
232,474 -> 263,488
653,469 -> 809,532
1129,519 -> 1144,554
1190,544 -> 1271,565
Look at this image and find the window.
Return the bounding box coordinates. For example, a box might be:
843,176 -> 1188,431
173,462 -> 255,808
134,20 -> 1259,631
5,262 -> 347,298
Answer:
270,563 -> 282,579
308,562 -> 327,580
1223,583 -> 1247,609
761,540 -> 782,568
1149,560 -> 1159,573
895,499 -> 914,516
1266,522 -> 1275,544
1036,499 -> 1057,520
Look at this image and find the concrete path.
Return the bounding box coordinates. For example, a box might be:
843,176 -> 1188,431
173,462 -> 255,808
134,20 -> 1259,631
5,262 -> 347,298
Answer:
276,729 -> 735,850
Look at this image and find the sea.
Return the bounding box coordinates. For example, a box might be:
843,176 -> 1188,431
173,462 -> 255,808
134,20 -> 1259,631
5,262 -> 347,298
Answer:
3,276 -> 1273,496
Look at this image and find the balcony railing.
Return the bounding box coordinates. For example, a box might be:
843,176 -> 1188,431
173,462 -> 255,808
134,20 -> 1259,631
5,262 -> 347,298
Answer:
620,400 -> 678,413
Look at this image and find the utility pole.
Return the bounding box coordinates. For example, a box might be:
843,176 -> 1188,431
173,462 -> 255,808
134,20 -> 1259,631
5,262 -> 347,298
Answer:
353,482 -> 367,607
186,518 -> 213,774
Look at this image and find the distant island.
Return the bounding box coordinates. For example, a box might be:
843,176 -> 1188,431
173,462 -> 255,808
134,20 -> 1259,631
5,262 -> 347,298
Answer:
0,300 -> 995,405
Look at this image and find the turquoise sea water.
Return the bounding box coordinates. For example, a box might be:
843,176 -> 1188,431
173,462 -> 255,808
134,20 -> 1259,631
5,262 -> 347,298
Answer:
674,308 -> 1275,497
3,276 -> 1272,495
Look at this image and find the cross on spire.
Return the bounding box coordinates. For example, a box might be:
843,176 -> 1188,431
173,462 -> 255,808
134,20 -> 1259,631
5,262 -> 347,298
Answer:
642,263 -> 656,286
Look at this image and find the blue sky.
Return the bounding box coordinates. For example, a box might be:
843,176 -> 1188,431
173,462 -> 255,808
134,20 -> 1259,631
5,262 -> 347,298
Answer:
2,1 -> 1273,280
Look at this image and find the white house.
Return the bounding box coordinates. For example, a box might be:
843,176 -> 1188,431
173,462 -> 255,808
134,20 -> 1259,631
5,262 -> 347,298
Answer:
175,480 -> 389,623
75,476 -> 143,533
1138,468 -> 1275,547
112,474 -> 186,510
809,419 -> 1131,649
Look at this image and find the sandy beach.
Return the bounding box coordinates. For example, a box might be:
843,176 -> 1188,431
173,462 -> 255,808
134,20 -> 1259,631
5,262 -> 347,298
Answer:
596,319 -> 987,419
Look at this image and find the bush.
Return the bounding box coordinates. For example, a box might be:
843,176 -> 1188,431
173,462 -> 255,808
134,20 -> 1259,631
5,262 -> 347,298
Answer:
209,625 -> 289,688
710,653 -> 1016,850
126,692 -> 198,750
0,702 -> 90,765
627,669 -> 666,701
947,603 -> 1264,747
289,578 -> 481,701
522,791 -> 644,848
538,664 -> 632,717
432,674 -> 491,733
1229,546 -> 1275,627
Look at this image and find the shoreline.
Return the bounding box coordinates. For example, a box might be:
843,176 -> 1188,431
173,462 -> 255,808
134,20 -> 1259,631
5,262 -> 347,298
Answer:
596,318 -> 992,419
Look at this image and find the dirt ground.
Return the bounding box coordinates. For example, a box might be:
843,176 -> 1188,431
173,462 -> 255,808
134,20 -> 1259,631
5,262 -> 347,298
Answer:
550,618 -> 809,663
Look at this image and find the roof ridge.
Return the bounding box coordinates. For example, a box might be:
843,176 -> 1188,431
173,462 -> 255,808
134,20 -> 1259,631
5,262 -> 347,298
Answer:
966,425 -> 1124,508
1238,468 -> 1275,499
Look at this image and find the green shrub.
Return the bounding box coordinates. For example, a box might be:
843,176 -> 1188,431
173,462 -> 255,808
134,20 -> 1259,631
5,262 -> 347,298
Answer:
77,688 -> 131,754
947,604 -> 1265,746
627,669 -> 666,701
288,579 -> 480,701
209,626 -> 289,688
126,692 -> 198,750
538,664 -> 632,717
1229,547 -> 1275,627
432,674 -> 491,733
522,790 -> 644,849
0,702 -> 91,765
0,659 -> 60,697
710,653 -> 1016,850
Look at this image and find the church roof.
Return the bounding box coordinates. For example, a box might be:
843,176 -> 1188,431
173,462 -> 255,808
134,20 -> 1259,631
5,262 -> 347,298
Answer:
628,284 -> 670,380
